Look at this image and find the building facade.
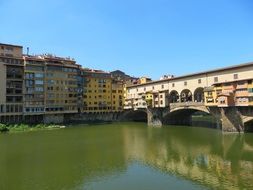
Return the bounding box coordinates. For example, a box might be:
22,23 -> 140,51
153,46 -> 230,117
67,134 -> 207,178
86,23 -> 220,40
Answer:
204,78 -> 253,107
0,43 -> 24,123
125,62 -> 253,110
81,69 -> 124,113
23,54 -> 81,123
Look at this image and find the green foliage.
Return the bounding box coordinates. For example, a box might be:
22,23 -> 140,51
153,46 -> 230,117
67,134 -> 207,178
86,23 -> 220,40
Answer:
0,123 -> 64,133
0,124 -> 9,132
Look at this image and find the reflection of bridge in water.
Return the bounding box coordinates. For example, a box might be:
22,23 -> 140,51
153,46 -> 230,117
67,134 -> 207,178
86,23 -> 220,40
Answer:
122,126 -> 253,190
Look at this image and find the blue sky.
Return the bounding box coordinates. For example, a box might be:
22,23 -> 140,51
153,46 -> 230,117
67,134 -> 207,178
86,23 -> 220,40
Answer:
0,0 -> 253,79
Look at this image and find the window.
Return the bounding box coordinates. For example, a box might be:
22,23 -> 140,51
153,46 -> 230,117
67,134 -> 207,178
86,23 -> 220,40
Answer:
172,83 -> 175,87
144,87 -> 146,91
25,73 -> 34,79
35,87 -> 44,92
35,73 -> 44,78
234,74 -> 238,80
161,84 -> 164,89
35,80 -> 43,85
184,81 -> 187,86
214,77 -> 218,83
25,80 -> 34,87
198,79 -> 201,84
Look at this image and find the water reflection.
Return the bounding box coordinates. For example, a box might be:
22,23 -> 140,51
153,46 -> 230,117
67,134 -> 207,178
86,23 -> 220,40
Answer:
0,123 -> 252,190
123,125 -> 253,190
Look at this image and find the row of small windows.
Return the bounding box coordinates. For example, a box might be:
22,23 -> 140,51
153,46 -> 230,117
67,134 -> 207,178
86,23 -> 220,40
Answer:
82,107 -> 116,111
84,101 -> 121,105
47,66 -> 78,73
25,73 -> 44,79
47,79 -> 77,86
47,93 -> 77,98
134,74 -> 241,92
86,84 -> 110,88
0,104 -> 23,113
0,58 -> 22,64
25,107 -> 44,113
112,90 -> 123,93
84,95 -> 111,99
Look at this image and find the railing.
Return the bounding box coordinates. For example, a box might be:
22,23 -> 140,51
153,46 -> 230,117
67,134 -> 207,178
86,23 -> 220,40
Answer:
170,102 -> 204,109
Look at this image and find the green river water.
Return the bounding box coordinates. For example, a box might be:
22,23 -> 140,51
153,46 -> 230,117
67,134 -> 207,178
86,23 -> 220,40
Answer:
0,122 -> 253,190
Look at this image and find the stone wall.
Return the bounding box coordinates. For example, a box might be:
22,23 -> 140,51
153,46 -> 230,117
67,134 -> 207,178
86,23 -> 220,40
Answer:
44,114 -> 64,124
69,112 -> 121,123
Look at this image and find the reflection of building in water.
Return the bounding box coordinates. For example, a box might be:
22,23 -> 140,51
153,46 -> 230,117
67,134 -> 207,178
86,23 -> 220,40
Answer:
0,128 -> 127,190
122,127 -> 253,190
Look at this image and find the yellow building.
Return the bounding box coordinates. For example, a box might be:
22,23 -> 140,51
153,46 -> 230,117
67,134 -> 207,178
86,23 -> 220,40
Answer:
204,79 -> 253,107
145,92 -> 153,107
111,79 -> 124,111
82,69 -> 112,112
139,77 -> 152,84
82,69 -> 124,113
204,86 -> 217,106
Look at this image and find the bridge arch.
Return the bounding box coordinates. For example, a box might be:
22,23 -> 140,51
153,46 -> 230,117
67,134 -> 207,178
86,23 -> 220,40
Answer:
163,106 -> 211,126
170,106 -> 210,114
122,109 -> 147,122
169,90 -> 179,103
180,89 -> 193,102
194,87 -> 204,102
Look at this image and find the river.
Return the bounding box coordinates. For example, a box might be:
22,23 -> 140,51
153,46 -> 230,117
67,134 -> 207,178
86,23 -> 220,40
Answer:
0,122 -> 253,190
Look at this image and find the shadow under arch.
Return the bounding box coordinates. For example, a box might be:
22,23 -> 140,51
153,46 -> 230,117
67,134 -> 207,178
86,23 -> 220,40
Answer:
163,107 -> 217,128
122,110 -> 147,122
244,119 -> 253,132
194,87 -> 204,102
180,89 -> 193,102
169,90 -> 180,103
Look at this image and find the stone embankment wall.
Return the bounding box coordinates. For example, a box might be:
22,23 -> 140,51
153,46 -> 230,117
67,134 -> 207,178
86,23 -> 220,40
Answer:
68,112 -> 123,123
44,114 -> 65,124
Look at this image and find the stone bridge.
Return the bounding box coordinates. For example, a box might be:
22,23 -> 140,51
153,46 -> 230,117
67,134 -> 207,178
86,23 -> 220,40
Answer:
122,102 -> 253,133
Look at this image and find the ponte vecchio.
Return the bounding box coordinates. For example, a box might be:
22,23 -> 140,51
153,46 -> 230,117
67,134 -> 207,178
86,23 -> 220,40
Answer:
124,62 -> 253,133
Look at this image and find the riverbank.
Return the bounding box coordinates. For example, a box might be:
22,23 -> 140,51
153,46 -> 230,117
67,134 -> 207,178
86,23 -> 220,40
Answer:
0,123 -> 65,133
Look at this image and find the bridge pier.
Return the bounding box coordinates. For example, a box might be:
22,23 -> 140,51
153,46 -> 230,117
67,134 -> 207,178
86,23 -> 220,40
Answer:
147,108 -> 163,127
123,104 -> 253,133
220,107 -> 245,133
209,107 -> 244,133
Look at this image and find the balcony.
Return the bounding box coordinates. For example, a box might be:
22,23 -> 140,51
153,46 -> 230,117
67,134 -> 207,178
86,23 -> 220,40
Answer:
236,97 -> 249,106
236,83 -> 248,89
6,88 -> 23,95
235,91 -> 248,97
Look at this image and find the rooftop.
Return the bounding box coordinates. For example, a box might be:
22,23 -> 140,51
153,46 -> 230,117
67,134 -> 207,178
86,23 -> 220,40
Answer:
0,43 -> 23,48
127,61 -> 253,88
